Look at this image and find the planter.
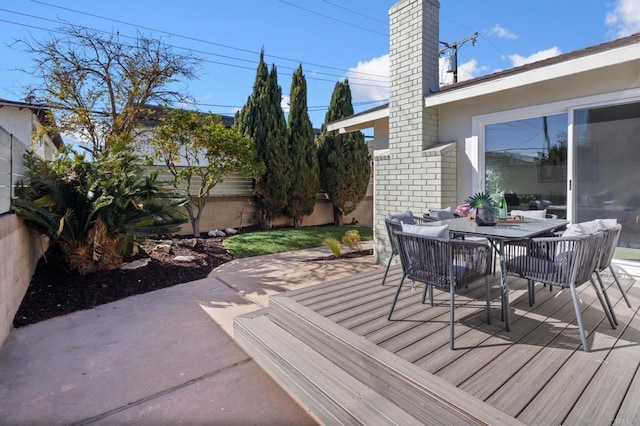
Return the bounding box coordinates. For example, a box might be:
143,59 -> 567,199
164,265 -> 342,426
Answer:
475,207 -> 497,226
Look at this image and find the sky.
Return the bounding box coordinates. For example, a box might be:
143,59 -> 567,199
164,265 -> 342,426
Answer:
1,0 -> 639,142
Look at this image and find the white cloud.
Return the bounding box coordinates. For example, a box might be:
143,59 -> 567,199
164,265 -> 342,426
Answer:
346,54 -> 389,102
507,47 -> 562,67
487,24 -> 518,40
606,0 -> 640,38
281,95 -> 290,113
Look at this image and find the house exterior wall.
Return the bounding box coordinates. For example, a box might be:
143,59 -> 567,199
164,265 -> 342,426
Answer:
435,60 -> 640,204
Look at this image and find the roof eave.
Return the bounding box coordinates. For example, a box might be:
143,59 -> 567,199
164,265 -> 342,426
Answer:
326,105 -> 389,132
425,41 -> 640,108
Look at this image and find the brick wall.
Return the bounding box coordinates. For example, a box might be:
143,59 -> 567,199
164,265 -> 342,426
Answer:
375,0 -> 457,264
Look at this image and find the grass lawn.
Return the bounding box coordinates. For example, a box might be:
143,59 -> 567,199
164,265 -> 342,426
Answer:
224,224 -> 373,259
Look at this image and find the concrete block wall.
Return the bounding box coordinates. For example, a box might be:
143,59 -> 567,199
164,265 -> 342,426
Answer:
0,214 -> 48,348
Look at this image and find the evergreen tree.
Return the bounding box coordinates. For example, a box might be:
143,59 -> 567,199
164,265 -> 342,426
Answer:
235,51 -> 291,229
318,80 -> 371,225
286,65 -> 319,227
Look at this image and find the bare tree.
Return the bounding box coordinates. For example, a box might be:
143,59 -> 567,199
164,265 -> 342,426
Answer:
17,24 -> 200,155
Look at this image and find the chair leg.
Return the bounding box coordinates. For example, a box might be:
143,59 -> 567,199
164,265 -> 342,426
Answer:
485,275 -> 491,325
594,272 -> 618,326
429,285 -> 434,306
388,275 -> 406,320
421,283 -> 428,304
527,279 -> 535,306
381,254 -> 395,286
609,266 -> 632,308
590,276 -> 617,329
569,283 -> 590,352
450,281 -> 455,350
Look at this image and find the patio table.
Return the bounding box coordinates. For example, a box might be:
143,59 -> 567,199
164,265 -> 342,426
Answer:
422,216 -> 569,331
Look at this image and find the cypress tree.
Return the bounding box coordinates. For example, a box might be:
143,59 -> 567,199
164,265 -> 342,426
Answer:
318,80 -> 371,225
235,51 -> 291,229
286,65 -> 319,227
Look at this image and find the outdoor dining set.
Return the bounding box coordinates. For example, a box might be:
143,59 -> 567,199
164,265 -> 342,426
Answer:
383,208 -> 632,352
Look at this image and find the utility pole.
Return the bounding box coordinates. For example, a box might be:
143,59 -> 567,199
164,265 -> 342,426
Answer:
440,32 -> 479,83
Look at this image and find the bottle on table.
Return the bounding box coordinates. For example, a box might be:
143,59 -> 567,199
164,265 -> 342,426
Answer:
498,192 -> 507,219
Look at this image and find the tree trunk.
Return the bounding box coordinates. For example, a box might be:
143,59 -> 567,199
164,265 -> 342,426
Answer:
333,205 -> 341,226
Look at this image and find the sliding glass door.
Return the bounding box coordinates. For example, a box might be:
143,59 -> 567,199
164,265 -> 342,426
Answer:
481,99 -> 639,261
573,101 -> 640,260
484,113 -> 568,217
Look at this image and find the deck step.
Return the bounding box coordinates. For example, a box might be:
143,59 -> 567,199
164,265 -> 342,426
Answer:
234,309 -> 421,425
235,291 -> 520,425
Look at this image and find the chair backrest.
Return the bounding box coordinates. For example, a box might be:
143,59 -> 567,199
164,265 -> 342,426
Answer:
533,233 -> 603,287
396,231 -> 489,290
596,224 -> 622,271
396,231 -> 451,287
385,218 -> 403,256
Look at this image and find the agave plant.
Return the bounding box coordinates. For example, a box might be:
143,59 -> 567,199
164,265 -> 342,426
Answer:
465,191 -> 499,217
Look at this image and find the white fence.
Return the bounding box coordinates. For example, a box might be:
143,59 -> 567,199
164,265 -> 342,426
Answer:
0,127 -> 27,215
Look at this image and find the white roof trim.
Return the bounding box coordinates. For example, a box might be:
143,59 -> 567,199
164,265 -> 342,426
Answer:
425,42 -> 640,107
326,106 -> 388,132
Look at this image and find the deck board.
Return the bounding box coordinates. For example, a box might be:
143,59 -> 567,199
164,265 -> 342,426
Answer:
564,298 -> 640,425
289,263 -> 639,424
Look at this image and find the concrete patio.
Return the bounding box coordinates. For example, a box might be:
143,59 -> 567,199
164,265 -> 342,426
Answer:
0,242 -> 378,425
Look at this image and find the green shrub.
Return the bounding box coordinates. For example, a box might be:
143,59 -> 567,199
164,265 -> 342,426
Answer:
322,237 -> 341,257
13,141 -> 186,274
341,229 -> 362,252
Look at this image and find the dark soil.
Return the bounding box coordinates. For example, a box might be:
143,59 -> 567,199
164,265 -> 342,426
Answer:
14,230 -> 374,328
306,248 -> 373,261
13,236 -> 233,328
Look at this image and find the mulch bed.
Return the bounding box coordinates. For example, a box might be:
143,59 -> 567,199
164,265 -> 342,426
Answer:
13,236 -> 233,328
14,232 -> 374,328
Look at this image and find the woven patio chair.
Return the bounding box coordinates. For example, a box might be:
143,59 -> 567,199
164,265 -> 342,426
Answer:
388,231 -> 492,349
592,224 -> 631,325
504,232 -> 615,351
381,213 -> 430,286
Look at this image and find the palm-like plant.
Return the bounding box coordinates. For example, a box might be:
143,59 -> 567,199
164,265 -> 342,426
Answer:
466,191 -> 499,217
13,142 -> 186,274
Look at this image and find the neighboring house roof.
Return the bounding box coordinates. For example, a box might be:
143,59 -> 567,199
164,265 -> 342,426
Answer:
0,98 -> 64,148
327,32 -> 640,132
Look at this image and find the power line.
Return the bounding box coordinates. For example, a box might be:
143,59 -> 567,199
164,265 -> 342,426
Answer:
277,0 -> 388,37
319,0 -> 388,26
29,0 -> 389,79
0,11 -> 388,89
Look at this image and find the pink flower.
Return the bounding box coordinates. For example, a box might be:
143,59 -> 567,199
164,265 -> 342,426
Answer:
456,203 -> 471,217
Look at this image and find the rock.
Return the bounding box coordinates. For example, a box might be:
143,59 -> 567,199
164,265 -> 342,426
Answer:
224,227 -> 238,235
153,243 -> 172,253
207,229 -> 226,237
120,258 -> 151,270
181,238 -> 198,248
174,255 -> 197,262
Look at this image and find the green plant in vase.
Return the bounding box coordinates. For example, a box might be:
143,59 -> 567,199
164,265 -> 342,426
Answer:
466,191 -> 498,226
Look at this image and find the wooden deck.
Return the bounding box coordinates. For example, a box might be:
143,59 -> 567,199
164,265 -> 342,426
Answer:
235,264 -> 640,425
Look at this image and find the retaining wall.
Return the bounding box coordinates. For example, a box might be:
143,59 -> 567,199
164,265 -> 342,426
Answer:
0,214 -> 47,348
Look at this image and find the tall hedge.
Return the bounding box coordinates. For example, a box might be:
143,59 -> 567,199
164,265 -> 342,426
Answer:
318,80 -> 371,225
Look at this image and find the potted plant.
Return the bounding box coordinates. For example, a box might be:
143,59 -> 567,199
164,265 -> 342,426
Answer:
466,191 -> 498,226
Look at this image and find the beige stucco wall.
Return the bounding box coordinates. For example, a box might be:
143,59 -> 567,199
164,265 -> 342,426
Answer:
0,214 -> 48,348
175,195 -> 373,235
436,60 -> 640,205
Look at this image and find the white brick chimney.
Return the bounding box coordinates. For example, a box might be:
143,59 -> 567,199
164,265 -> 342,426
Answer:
389,0 -> 440,153
374,0 -> 458,263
